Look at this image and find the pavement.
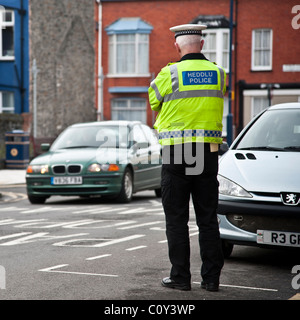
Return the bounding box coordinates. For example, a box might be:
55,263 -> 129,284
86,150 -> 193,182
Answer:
0,169 -> 26,185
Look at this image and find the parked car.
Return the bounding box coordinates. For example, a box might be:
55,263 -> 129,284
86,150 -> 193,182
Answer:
26,121 -> 162,204
217,103 -> 300,257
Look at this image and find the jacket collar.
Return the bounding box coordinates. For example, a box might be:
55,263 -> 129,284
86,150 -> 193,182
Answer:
179,53 -> 208,62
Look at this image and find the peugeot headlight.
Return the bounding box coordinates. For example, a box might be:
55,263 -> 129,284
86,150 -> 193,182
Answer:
218,174 -> 252,198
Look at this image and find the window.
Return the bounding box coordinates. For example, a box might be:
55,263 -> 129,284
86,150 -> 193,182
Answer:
252,29 -> 272,71
0,9 -> 14,59
109,33 -> 149,76
111,98 -> 147,123
202,29 -> 229,71
0,91 -> 14,113
105,17 -> 153,76
140,124 -> 159,146
252,97 -> 269,118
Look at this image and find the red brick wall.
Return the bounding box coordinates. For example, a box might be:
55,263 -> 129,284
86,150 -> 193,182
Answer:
97,0 -> 300,129
236,0 -> 300,84
99,0 -> 231,126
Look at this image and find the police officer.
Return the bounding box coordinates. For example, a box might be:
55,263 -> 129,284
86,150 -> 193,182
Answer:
148,24 -> 226,292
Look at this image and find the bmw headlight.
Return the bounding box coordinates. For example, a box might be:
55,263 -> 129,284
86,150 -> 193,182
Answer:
88,163 -> 120,172
26,164 -> 49,174
218,174 -> 252,198
88,163 -> 102,172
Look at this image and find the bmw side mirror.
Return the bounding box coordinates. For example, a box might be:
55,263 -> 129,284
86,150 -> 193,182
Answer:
41,143 -> 50,152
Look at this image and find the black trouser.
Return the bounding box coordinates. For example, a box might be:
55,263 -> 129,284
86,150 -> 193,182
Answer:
161,143 -> 224,285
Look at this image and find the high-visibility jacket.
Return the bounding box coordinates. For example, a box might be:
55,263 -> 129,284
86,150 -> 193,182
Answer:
148,54 -> 226,145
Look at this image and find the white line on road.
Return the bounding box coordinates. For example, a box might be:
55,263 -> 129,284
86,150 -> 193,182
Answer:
193,281 -> 278,292
0,232 -> 31,241
158,239 -> 168,243
94,234 -> 145,247
53,234 -> 145,248
39,264 -> 118,277
39,264 -> 69,272
126,245 -> 147,251
117,221 -> 163,230
86,254 -> 112,261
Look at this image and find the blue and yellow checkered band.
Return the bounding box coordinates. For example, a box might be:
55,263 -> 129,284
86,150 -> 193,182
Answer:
159,130 -> 222,140
175,30 -> 203,38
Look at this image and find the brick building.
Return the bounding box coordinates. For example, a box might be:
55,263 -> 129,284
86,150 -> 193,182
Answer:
96,0 -> 300,141
30,0 -> 96,142
0,0 -> 96,144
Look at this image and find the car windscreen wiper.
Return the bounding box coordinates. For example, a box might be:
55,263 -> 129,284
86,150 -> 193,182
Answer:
237,146 -> 284,151
283,146 -> 300,151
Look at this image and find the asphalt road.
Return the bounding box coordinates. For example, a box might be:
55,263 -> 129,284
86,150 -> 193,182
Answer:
0,185 -> 299,305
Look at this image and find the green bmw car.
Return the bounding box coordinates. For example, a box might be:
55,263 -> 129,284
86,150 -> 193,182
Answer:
26,121 -> 162,204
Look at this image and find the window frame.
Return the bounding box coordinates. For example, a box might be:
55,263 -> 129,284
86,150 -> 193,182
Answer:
0,91 -> 15,113
251,96 -> 269,119
202,28 -> 230,72
251,29 -> 273,71
108,33 -> 150,77
111,97 -> 147,123
0,9 -> 15,60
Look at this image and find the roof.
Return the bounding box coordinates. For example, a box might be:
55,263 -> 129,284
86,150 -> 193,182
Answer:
269,103 -> 300,110
105,17 -> 153,35
71,120 -> 142,128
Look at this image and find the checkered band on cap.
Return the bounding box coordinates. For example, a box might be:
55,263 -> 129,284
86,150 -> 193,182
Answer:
170,24 -> 207,38
174,30 -> 203,38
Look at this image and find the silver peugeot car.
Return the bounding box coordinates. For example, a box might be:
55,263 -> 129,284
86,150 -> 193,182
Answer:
217,102 -> 300,257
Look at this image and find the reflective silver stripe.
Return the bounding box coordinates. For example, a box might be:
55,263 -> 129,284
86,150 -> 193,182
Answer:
164,90 -> 224,102
166,64 -> 224,102
150,80 -> 163,102
216,65 -> 225,96
159,130 -> 222,140
169,64 -> 179,93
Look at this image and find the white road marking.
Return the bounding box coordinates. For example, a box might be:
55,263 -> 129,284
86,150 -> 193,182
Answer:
20,207 -> 62,214
39,264 -> 69,272
119,207 -> 164,215
0,232 -> 49,245
72,206 -> 123,214
0,232 -> 32,241
126,246 -> 147,251
53,234 -> 145,248
117,221 -> 163,230
193,281 -> 278,292
0,232 -> 87,246
38,264 -> 118,277
0,192 -> 27,203
86,254 -> 112,261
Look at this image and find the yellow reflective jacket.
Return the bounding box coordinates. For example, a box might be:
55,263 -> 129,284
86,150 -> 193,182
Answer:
148,53 -> 226,145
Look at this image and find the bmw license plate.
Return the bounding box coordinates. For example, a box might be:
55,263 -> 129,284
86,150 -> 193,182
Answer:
257,230 -> 300,248
51,176 -> 82,185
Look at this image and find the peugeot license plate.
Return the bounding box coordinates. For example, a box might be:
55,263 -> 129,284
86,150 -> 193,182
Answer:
257,230 -> 300,248
51,176 -> 82,185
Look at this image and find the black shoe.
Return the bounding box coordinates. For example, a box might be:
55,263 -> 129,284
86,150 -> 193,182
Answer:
161,277 -> 191,291
201,281 -> 219,292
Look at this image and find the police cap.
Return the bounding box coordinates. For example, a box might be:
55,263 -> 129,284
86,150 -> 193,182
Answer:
170,24 -> 207,38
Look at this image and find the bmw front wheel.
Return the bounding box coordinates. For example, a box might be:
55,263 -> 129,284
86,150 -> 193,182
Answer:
116,168 -> 133,203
